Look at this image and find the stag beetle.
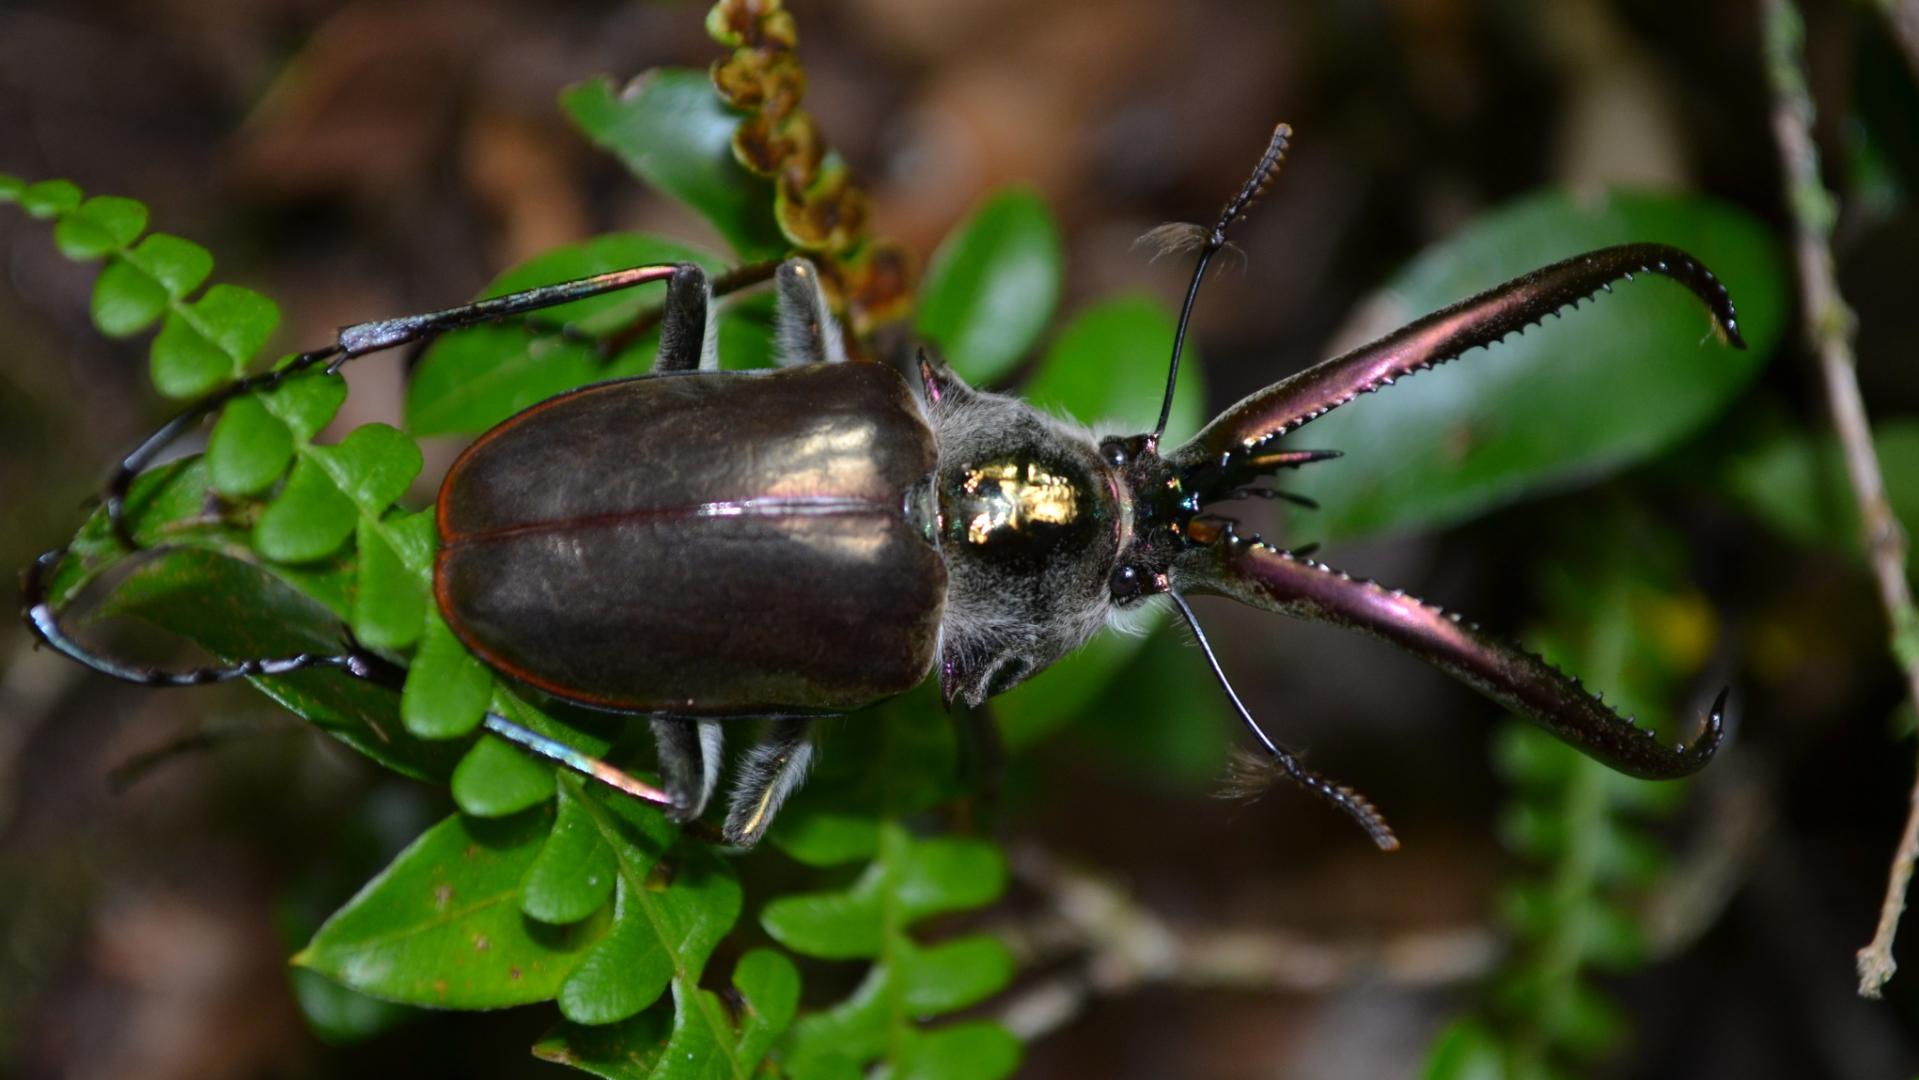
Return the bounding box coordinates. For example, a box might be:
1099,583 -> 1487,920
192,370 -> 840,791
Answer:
24,124 -> 1738,848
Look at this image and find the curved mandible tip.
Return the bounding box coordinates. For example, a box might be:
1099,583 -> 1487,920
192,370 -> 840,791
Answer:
1172,243 -> 1746,473
1174,538 -> 1728,781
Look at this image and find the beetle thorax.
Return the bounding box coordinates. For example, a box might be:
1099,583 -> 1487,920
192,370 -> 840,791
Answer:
920,363 -> 1121,705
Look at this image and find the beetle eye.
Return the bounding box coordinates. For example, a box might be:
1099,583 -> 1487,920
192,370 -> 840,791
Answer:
1109,563 -> 1143,600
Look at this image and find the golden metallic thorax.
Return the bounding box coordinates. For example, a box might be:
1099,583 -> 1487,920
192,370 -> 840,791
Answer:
960,461 -> 1080,545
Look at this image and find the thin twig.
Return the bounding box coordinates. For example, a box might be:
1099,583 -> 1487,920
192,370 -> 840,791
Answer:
1761,0 -> 1919,999
991,846 -> 1498,1042
1879,0 -> 1919,88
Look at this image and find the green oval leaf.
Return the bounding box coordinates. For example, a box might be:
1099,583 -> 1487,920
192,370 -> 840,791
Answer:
407,234 -> 717,437
91,233 -> 218,339
1285,190 -> 1787,540
254,456 -> 358,563
533,950 -> 798,1078
150,284 -> 280,398
308,423 -> 423,516
94,546 -> 459,782
353,511 -> 434,651
402,615 -> 493,740
764,830 -> 1005,960
899,935 -> 1014,1015
261,371 -> 350,441
556,784 -> 740,1026
916,187 -> 1063,385
207,394 -> 295,496
125,232 -> 216,300
563,70 -> 786,261
53,195 -> 148,260
453,731 -> 558,816
1023,294 -> 1207,442
20,179 -> 81,218
521,780 -> 618,925
92,257 -> 169,337
295,810 -> 604,1008
892,1023 -> 1021,1080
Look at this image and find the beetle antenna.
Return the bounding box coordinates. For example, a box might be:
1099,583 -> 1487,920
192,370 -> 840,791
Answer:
1151,123 -> 1292,442
104,345 -> 342,548
1169,591 -> 1399,850
23,545 -> 678,808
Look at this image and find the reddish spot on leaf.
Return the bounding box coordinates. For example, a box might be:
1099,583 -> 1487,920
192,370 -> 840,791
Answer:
433,883 -> 454,909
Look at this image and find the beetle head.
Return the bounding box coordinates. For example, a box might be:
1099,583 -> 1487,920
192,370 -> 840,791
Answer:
919,357 -> 1133,705
916,123 -> 1740,848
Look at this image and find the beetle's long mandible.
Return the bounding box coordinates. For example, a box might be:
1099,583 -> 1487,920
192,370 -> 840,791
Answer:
1173,535 -> 1727,780
1172,244 -> 1746,475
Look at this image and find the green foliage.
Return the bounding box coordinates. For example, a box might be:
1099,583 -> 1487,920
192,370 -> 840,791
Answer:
296,809 -> 602,1007
766,699 -> 1021,1080
10,14 -> 1786,1075
99,545 -> 460,783
0,179 -> 270,398
1285,190 -> 1788,542
1721,418 -> 1919,559
1425,514 -> 1710,1079
535,949 -> 801,1079
1021,295 -> 1207,443
564,70 -> 787,262
406,234 -> 730,436
916,187 -> 1064,386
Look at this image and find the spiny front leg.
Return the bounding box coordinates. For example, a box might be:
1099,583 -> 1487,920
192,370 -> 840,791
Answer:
1173,537 -> 1725,780
1172,244 -> 1745,476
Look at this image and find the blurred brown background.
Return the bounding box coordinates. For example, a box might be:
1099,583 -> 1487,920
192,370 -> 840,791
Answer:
5,0 -> 1919,1076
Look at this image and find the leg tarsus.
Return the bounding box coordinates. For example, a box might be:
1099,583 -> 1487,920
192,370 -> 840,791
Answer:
724,717 -> 816,846
774,258 -> 847,366
651,716 -> 714,821
654,265 -> 715,373
697,719 -> 724,812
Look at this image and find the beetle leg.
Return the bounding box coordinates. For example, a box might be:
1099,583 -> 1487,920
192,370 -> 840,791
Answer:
773,258 -> 848,366
650,717 -> 704,819
22,546 -> 398,686
1172,536 -> 1726,780
653,265 -> 718,373
477,714 -> 674,807
1170,245 -> 1745,476
649,715 -> 726,820
723,717 -> 816,846
697,719 -> 724,808
100,263 -> 697,547
22,544 -> 683,805
335,263 -> 688,357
